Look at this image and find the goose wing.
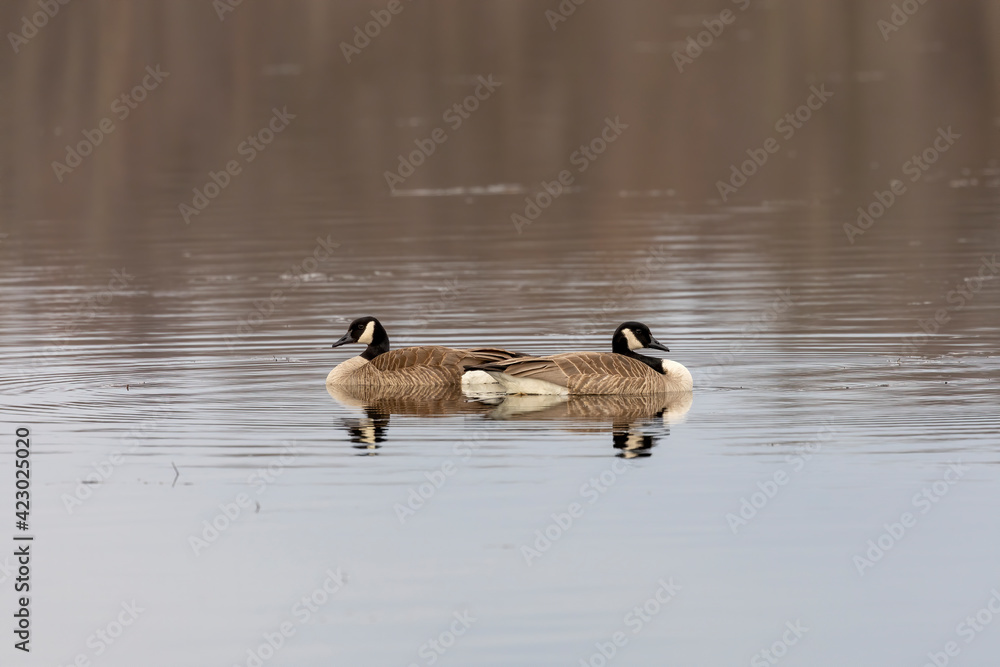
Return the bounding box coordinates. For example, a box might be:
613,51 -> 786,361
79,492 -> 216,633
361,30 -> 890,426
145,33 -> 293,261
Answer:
465,347 -> 526,363
546,352 -> 657,378
478,352 -> 660,393
371,346 -> 521,372
371,346 -> 460,372
367,346 -> 468,384
477,356 -> 573,387
368,346 -> 520,386
551,353 -> 662,394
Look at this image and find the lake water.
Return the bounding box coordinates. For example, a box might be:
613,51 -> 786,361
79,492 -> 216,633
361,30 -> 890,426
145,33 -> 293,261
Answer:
2,2 -> 1000,666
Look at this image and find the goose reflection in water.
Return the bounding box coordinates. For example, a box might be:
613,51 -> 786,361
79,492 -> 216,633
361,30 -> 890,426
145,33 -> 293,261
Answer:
326,383 -> 496,454
328,383 -> 692,457
340,406 -> 390,453
473,392 -> 693,458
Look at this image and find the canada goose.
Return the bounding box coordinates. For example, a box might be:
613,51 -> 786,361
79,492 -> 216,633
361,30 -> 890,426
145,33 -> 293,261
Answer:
465,322 -> 693,395
327,316 -> 523,387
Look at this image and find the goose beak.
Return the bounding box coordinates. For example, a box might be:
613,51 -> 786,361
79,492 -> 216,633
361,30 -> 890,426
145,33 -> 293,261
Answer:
331,332 -> 353,348
646,336 -> 670,352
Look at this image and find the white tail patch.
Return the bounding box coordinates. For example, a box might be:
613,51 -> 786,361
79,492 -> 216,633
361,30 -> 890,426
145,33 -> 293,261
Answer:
461,370 -> 501,387
357,320 -> 375,345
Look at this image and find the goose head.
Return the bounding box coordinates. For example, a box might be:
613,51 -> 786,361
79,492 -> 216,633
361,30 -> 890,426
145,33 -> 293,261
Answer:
332,316 -> 390,360
612,322 -> 670,354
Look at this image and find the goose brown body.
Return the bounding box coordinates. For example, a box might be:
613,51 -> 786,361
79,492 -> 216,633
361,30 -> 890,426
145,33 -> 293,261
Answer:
465,322 -> 693,395
327,346 -> 521,387
473,351 -> 692,394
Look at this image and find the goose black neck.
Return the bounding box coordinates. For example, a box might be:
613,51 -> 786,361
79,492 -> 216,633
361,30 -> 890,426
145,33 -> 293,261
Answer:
361,324 -> 390,360
611,335 -> 632,355
616,349 -> 666,375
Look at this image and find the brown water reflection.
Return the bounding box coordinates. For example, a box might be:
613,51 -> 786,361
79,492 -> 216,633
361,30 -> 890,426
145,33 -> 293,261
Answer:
2,0 -> 999,225
328,386 -> 693,457
476,391 -> 693,458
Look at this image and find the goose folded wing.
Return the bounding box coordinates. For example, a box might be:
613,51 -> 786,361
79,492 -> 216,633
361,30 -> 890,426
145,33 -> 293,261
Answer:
549,352 -> 659,378
370,346 -> 461,372
465,347 -> 526,363
482,357 -> 572,386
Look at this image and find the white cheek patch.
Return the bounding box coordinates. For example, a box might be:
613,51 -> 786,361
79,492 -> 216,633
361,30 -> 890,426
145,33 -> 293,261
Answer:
357,321 -> 375,345
622,328 -> 643,350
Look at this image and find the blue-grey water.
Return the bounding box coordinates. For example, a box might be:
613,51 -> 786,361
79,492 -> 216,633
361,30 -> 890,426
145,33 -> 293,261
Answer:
1,2 -> 1000,666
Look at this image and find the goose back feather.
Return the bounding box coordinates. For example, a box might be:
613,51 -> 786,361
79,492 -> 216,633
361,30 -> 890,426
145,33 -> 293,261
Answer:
328,345 -> 523,387
474,352 -> 690,394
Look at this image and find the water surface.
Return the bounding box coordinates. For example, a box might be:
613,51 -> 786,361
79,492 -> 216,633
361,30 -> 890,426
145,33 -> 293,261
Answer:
1,2 -> 1000,665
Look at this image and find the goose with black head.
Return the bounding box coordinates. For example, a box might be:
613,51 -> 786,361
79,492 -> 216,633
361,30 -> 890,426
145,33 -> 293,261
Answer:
327,316 -> 524,388
464,322 -> 693,395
